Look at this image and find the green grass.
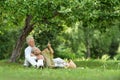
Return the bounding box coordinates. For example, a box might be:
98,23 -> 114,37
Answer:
75,59 -> 120,70
0,60 -> 120,80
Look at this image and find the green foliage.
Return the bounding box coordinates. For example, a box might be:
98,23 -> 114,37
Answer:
101,54 -> 110,61
114,53 -> 120,60
114,47 -> 120,60
56,44 -> 76,59
0,0 -> 120,60
0,29 -> 20,59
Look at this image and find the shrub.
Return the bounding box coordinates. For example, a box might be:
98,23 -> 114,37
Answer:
101,54 -> 110,61
56,44 -> 75,59
114,53 -> 120,60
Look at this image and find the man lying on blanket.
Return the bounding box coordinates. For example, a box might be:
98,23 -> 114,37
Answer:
41,42 -> 76,69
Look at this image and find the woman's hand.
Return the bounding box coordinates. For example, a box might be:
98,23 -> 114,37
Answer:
30,53 -> 35,56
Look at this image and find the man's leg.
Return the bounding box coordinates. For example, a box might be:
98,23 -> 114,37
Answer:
23,59 -> 30,67
53,58 -> 66,67
26,57 -> 37,67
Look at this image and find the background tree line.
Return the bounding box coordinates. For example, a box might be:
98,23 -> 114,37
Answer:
0,0 -> 120,61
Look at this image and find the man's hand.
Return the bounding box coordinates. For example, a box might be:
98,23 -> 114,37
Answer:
47,42 -> 51,48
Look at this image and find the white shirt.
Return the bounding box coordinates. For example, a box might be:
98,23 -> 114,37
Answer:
24,46 -> 37,66
25,46 -> 36,59
25,46 -> 32,58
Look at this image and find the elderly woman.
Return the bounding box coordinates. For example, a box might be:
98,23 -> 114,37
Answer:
31,47 -> 44,68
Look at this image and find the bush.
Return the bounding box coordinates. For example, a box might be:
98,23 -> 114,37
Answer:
101,54 -> 110,61
56,44 -> 75,59
0,30 -> 19,60
114,53 -> 120,60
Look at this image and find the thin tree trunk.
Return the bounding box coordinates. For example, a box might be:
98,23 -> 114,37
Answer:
9,15 -> 35,62
85,39 -> 91,58
83,27 -> 91,59
109,39 -> 119,58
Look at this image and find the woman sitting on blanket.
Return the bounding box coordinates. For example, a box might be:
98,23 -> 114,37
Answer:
31,47 -> 44,68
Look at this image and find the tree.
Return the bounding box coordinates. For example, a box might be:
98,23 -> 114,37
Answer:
0,0 -> 120,61
10,15 -> 35,62
2,0 -> 75,62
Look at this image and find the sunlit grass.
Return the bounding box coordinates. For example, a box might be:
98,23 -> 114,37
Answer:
0,60 -> 120,80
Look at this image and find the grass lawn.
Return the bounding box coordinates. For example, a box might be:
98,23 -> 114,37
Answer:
0,60 -> 120,80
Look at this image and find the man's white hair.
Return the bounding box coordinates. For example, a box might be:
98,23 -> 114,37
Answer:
26,36 -> 34,43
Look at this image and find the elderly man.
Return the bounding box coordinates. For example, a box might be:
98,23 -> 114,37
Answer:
23,36 -> 43,68
41,43 -> 76,68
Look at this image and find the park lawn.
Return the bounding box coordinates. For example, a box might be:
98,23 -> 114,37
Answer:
0,60 -> 120,80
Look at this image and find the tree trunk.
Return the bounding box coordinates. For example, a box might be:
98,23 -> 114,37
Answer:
9,15 -> 35,62
85,39 -> 91,59
83,27 -> 91,59
109,39 -> 119,58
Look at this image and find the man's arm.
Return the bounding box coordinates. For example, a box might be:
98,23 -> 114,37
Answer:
47,43 -> 54,54
25,47 -> 37,59
25,47 -> 31,58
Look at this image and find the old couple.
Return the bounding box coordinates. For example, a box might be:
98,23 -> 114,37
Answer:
23,36 -> 76,69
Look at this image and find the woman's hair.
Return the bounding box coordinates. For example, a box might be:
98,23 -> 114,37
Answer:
31,47 -> 35,53
31,47 -> 37,53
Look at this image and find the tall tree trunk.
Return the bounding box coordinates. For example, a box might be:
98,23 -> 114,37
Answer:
109,39 -> 119,58
83,27 -> 91,59
9,15 -> 35,62
85,39 -> 91,59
